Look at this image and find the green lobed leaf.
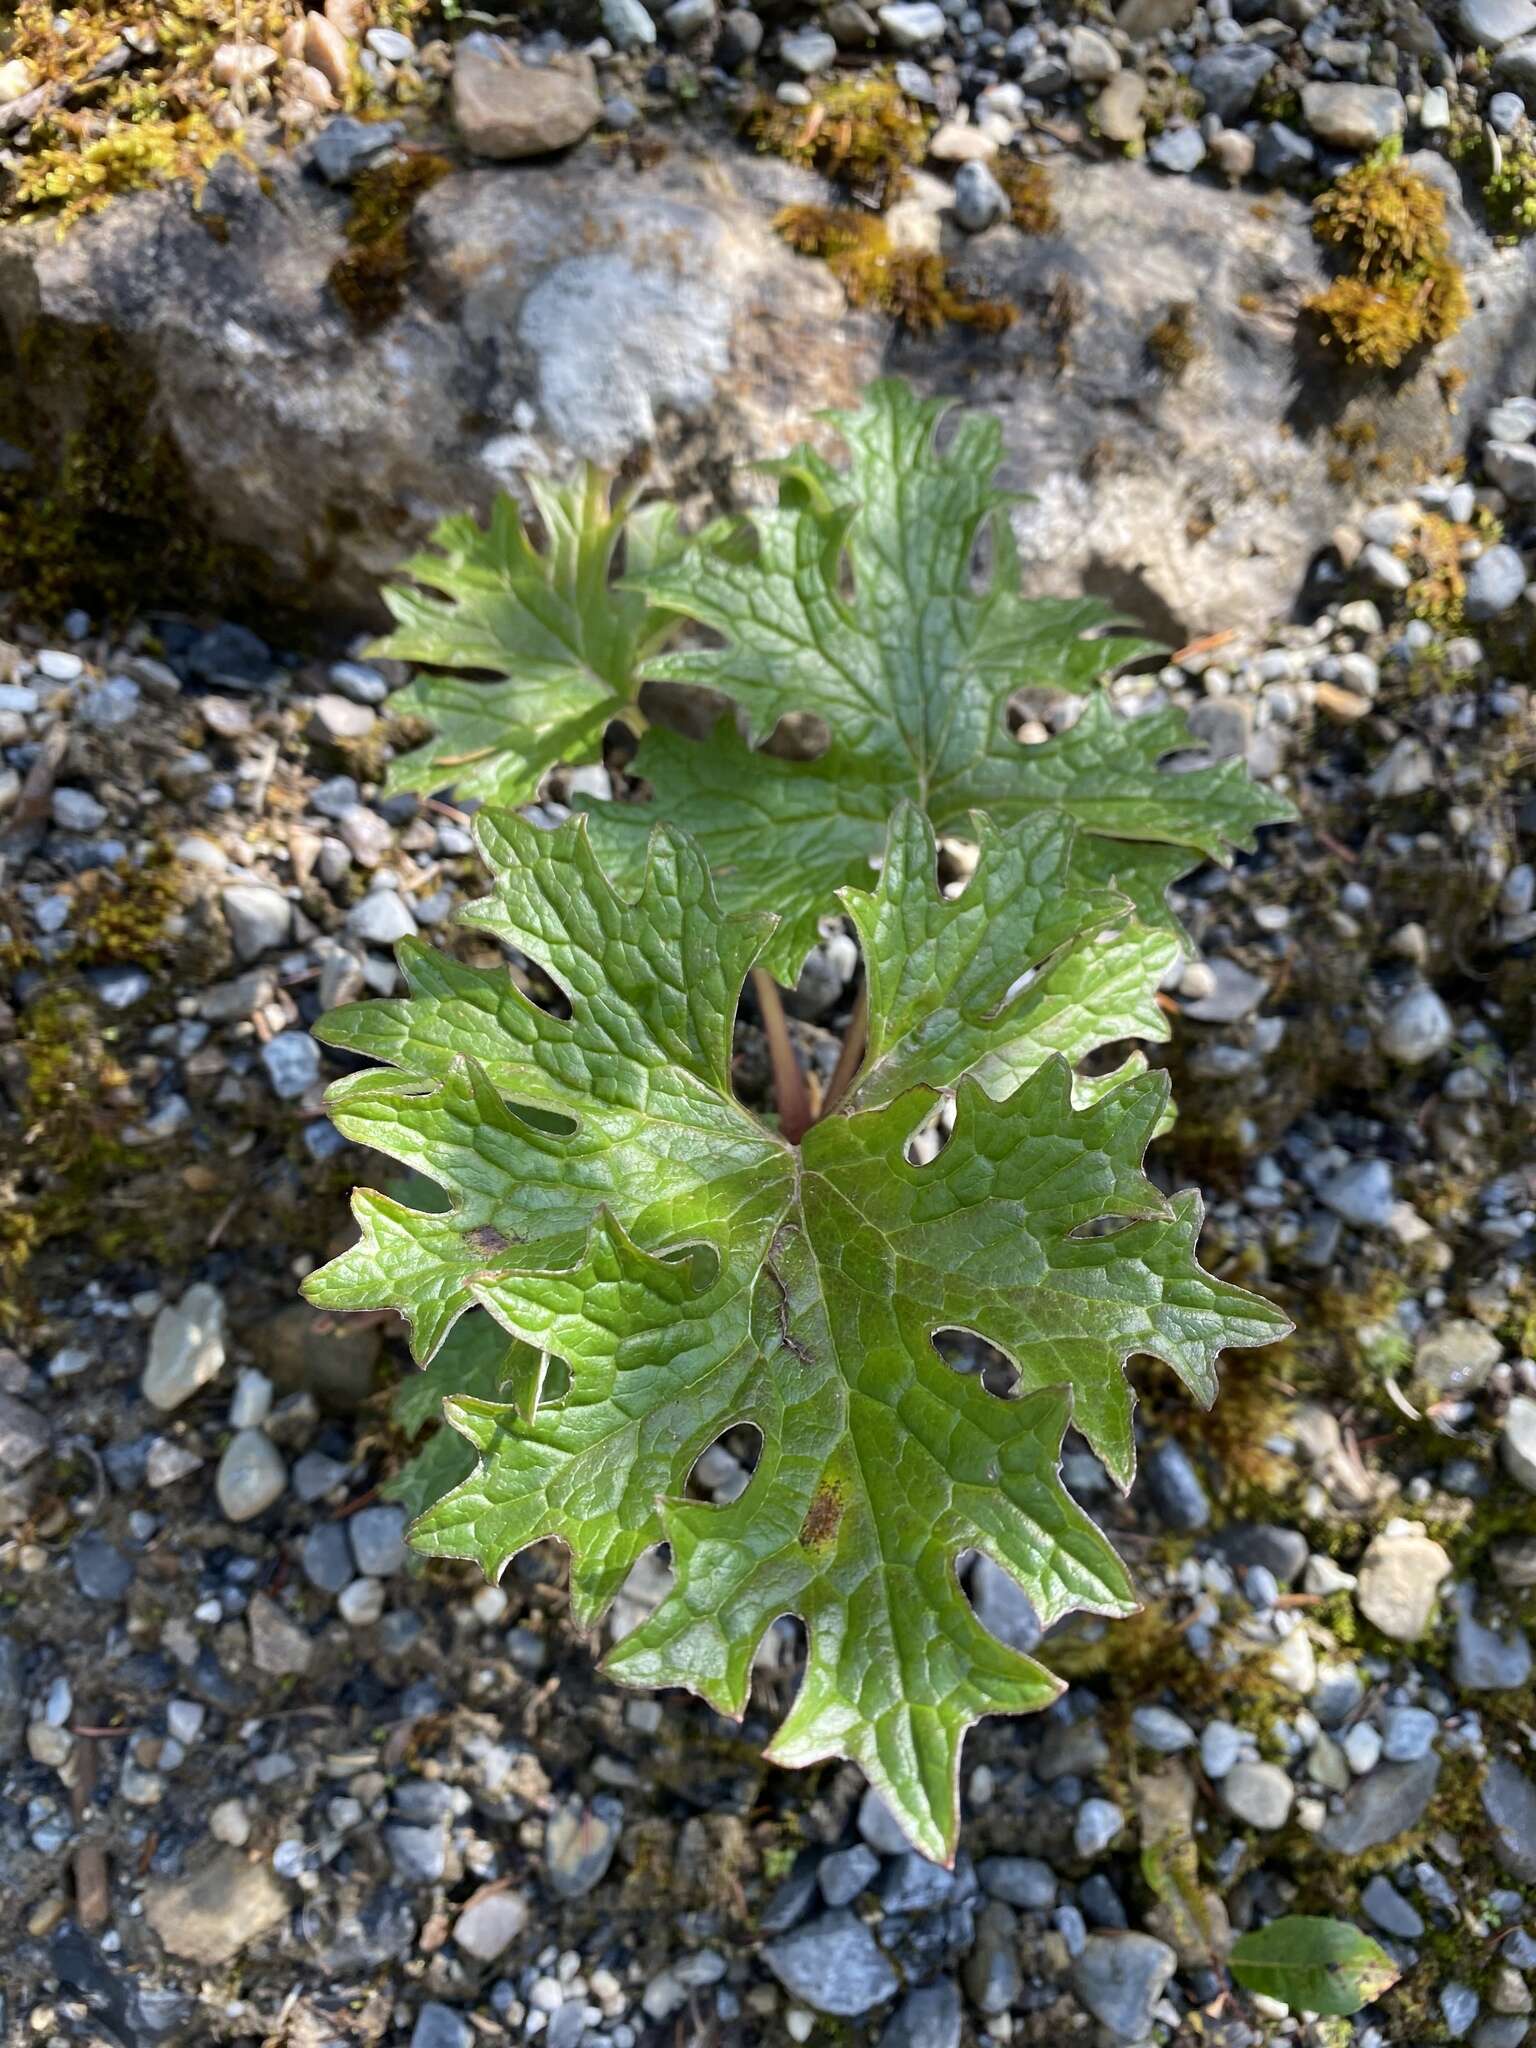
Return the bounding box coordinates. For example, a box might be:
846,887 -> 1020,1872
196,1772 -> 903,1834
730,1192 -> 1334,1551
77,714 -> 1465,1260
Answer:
377,469 -> 686,808
306,805 -> 1288,1860
579,380 -> 1293,980
383,1315 -> 542,1520
1228,1918 -> 1402,2017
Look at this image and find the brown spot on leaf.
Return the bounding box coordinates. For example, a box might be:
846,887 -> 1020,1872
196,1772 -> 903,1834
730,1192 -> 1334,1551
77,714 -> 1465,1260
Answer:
464,1225 -> 511,1256
799,1483 -> 844,1549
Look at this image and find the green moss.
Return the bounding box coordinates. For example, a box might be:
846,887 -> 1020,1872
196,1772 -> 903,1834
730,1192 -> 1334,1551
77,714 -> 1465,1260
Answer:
1146,302 -> 1201,381
1304,149 -> 1469,371
0,329 -> 245,622
2,0 -> 438,230
740,73 -> 929,210
1486,146 -> 1536,240
328,151 -> 452,331
994,155 -> 1058,235
774,202 -> 1015,336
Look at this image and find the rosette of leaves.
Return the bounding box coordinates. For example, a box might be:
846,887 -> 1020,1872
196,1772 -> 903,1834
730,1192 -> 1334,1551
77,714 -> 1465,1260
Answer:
373,382 -> 1292,986
305,804 -> 1289,1860
377,468 -> 686,809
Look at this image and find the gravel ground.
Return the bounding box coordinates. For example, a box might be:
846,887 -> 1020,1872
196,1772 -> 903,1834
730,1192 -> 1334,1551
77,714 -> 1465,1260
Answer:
2,327 -> 1536,2048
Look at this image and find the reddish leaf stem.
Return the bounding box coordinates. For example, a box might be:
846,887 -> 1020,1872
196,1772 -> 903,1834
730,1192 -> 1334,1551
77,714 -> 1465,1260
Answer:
752,969 -> 813,1144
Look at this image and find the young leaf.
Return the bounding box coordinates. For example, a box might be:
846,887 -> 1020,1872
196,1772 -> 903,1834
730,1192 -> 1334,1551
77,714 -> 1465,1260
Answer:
580,380 -> 1293,980
383,1315 -> 542,1521
305,805 -> 1288,1861
377,469 -> 685,807
1229,1918 -> 1402,2017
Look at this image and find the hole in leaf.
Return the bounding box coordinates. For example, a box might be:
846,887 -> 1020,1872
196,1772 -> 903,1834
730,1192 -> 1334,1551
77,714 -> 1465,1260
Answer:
962,1548 -> 1044,1654
904,1095 -> 954,1165
932,1327 -> 1020,1400
761,710 -> 831,763
1067,1214 -> 1141,1242
686,1423 -> 762,1503
606,1545 -> 674,1645
752,1613 -> 807,1690
936,834 -> 979,898
502,1098 -> 578,1138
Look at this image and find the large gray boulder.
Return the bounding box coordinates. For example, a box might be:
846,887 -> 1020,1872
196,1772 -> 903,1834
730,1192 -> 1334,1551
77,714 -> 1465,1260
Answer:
2,137 -> 1532,637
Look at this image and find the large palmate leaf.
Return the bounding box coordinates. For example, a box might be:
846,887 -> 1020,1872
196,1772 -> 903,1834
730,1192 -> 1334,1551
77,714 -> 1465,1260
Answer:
581,380 -> 1293,979
306,807 -> 1288,1860
377,469 -> 685,807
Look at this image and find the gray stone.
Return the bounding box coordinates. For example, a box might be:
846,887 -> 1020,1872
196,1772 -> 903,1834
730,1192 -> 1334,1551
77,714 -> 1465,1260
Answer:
954,160 -> 1009,233
1382,1705 -> 1438,1762
1148,125 -> 1206,174
601,0 -> 656,48
221,884 -> 290,962
144,1849 -> 288,1963
1066,26 -> 1119,83
1256,122 -> 1315,181
1117,0 -> 1195,33
819,1843 -> 880,1907
311,115 -> 404,185
1181,958 -> 1268,1023
0,1390 -> 49,1471
859,1785 -> 912,1855
965,1902 -> 1023,2015
978,1855 -> 1056,1908
1483,1756 -> 1536,1880
1200,1721 -> 1244,1779
1498,31 -> 1536,85
881,1850 -> 963,1913
1493,1535 -> 1536,1587
452,1889 -> 528,1960
763,1909 -> 900,2016
1457,0 -> 1536,45
387,1822 -> 448,1885
51,787 -> 108,832
215,1429 -> 287,1522
247,1591 -> 313,1676
1501,1396 -> 1536,1492
1454,1589 -> 1533,1691
1414,1319 -> 1502,1400
880,1979 -> 961,2048
1317,1754 -> 1441,1853
1485,441 -> 1536,501
302,1521 -> 355,1593
12,146 -> 1536,650
1142,1440 -> 1210,1531
664,0 -> 714,34
1361,1873 -> 1425,1939
970,1554 -> 1042,1652
1221,1760 -> 1294,1830
878,1 -> 947,47
1191,46 -> 1276,124
715,6 -> 762,62
1378,985 -> 1453,1064
1465,545 -> 1529,619
1093,73 -> 1147,144
349,1504 -> 409,1576
347,890 -> 416,946
1320,1158 -> 1396,1229
1443,1985 -> 1481,2039
260,1030 -> 321,1100
72,1531 -> 134,1603
1300,82 -> 1406,149
1356,1527 -> 1452,1640
1217,1523 -> 1309,1586
1075,1798 -> 1125,1857
1131,1705 -> 1196,1752
780,26 -> 838,70
545,1793 -> 624,1897
1486,396 -> 1536,441
410,2007 -> 473,2048
1073,1932 -> 1178,2041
